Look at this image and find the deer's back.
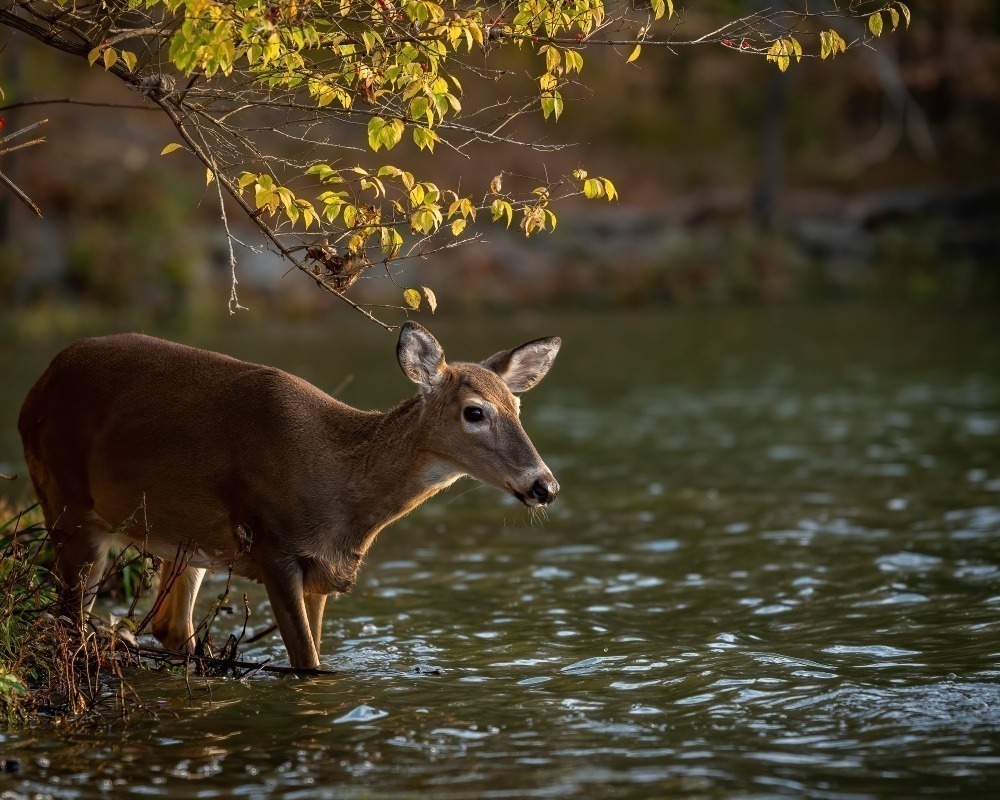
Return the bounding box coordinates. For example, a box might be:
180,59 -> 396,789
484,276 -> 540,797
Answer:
19,333 -> 343,540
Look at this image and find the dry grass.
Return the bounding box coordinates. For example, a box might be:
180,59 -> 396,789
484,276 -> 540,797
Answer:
0,501 -> 147,723
0,500 -> 333,725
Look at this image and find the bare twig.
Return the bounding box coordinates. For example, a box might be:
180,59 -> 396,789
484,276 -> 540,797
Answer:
132,643 -> 339,677
0,98 -> 158,112
0,168 -> 42,216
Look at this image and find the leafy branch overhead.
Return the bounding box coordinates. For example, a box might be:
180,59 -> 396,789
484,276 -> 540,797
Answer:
0,0 -> 910,322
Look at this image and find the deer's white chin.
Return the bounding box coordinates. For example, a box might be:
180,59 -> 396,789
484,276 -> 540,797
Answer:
419,457 -> 465,492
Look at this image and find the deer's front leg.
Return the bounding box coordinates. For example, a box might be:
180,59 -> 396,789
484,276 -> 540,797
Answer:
261,562 -> 320,670
304,593 -> 328,654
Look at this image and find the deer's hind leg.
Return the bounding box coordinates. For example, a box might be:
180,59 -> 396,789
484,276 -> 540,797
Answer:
150,560 -> 206,653
49,510 -> 114,619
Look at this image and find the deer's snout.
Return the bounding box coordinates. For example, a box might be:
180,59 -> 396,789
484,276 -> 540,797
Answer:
516,475 -> 559,507
531,478 -> 559,505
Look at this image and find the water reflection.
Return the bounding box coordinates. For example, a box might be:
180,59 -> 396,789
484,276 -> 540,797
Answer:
1,308 -> 999,797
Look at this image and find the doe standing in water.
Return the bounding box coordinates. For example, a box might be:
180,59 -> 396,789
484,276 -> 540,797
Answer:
18,322 -> 561,669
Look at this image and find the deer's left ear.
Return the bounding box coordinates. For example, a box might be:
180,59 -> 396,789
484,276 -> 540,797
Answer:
483,336 -> 561,393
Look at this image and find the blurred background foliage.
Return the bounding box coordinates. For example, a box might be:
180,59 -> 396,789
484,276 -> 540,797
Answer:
0,0 -> 998,333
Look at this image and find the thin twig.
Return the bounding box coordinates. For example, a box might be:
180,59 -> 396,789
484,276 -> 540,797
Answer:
0,98 -> 158,112
0,169 -> 42,217
132,644 -> 339,676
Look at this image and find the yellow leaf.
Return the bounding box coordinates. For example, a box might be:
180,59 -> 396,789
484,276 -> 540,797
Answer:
103,48 -> 118,71
87,47 -> 102,67
868,12 -> 883,37
627,45 -> 642,64
490,174 -> 503,195
121,50 -> 138,73
403,288 -> 421,309
583,178 -> 604,199
160,143 -> 184,155
205,168 -> 215,185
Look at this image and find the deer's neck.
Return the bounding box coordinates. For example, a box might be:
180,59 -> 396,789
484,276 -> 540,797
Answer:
330,395 -> 463,556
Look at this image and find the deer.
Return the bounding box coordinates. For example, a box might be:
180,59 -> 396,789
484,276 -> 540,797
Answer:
17,322 -> 561,669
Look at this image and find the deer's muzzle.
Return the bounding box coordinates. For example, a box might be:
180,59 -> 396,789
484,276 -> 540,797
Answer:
515,475 -> 560,507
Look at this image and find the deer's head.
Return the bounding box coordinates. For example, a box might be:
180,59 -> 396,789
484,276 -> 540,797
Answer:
397,322 -> 561,507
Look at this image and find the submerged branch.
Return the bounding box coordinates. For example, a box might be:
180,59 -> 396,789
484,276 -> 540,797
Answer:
131,644 -> 340,678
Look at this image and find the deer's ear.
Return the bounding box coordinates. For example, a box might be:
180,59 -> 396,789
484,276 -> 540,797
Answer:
483,336 -> 561,393
398,322 -> 446,389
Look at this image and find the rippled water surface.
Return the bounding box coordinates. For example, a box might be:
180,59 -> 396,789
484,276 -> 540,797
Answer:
1,308 -> 999,798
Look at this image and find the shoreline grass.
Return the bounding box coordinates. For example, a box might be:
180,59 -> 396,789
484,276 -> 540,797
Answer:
0,501 -> 332,726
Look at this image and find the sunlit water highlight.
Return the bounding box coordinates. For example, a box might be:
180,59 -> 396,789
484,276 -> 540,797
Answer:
1,308 -> 998,798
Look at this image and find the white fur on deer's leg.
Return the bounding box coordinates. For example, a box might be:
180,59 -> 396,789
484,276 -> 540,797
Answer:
151,561 -> 206,653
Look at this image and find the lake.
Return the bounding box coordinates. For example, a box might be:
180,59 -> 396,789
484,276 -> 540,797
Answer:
1,307 -> 999,798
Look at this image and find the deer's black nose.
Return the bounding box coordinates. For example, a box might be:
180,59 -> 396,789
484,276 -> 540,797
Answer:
530,478 -> 559,505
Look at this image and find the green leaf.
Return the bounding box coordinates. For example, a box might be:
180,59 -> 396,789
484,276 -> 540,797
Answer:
403,288 -> 422,309
541,92 -> 564,120
160,142 -> 184,155
413,126 -> 439,152
367,117 -> 387,152
380,119 -> 405,151
868,12 -> 883,37
410,96 -> 430,122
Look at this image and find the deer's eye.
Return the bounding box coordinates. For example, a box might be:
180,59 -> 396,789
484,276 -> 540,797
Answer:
463,406 -> 485,423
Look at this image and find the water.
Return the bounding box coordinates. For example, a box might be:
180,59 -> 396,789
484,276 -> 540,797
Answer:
1,307 -> 999,798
